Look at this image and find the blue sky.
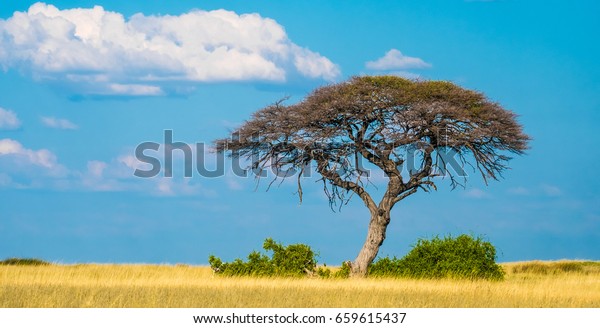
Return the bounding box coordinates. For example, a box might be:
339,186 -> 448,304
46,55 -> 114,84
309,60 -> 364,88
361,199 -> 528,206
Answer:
0,1 -> 598,264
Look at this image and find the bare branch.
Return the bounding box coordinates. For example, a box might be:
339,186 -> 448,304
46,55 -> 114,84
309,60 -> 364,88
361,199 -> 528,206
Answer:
214,75 -> 529,213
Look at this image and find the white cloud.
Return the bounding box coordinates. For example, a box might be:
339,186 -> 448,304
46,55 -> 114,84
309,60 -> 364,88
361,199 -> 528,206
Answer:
118,154 -> 148,172
0,138 -> 68,190
291,45 -> 339,80
80,160 -> 121,191
0,107 -> 21,130
79,155 -> 213,196
41,116 -> 78,129
0,139 -> 216,195
87,160 -> 107,178
366,49 -> 431,71
0,138 -> 58,168
82,148 -> 217,196
156,179 -> 174,195
107,84 -> 164,96
0,3 -> 340,96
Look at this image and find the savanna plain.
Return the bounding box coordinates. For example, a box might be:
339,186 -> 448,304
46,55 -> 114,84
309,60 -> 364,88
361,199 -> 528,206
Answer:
1,261 -> 599,308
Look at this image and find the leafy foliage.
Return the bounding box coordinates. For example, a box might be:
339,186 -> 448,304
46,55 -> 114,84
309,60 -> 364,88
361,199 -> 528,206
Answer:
209,235 -> 503,280
368,234 -> 504,280
0,258 -> 50,266
315,261 -> 351,279
316,266 -> 331,278
209,238 -> 317,277
333,261 -> 351,278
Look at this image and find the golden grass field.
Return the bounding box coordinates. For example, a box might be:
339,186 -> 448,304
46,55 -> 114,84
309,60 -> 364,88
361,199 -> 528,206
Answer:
1,261 -> 599,308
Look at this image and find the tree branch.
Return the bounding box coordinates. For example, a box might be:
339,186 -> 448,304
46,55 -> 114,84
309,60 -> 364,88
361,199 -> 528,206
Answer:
314,155 -> 377,212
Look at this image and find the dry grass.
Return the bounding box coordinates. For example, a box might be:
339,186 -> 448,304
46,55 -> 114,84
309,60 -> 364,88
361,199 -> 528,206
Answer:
1,261 -> 599,307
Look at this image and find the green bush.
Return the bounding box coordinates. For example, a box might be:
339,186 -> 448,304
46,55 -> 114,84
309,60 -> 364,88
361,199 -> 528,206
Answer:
368,256 -> 404,277
209,234 -> 504,280
315,261 -> 352,279
369,234 -> 504,280
0,258 -> 51,266
209,238 -> 317,277
316,265 -> 331,278
333,261 -> 351,278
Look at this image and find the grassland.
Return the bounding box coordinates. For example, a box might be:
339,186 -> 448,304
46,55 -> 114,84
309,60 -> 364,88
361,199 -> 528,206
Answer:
1,261 -> 599,307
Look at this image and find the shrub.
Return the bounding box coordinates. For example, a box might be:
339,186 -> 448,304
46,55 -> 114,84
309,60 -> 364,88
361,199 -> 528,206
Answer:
314,262 -> 351,279
264,238 -> 317,276
368,256 -> 403,277
209,234 -> 504,280
316,265 -> 331,278
333,261 -> 351,278
369,234 -> 504,280
0,258 -> 50,266
209,238 -> 317,277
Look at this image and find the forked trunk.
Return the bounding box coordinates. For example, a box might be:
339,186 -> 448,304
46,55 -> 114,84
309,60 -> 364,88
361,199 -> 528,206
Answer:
350,208 -> 391,277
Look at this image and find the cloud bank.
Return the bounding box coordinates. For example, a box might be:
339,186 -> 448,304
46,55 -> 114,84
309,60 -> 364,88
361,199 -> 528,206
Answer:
0,2 -> 340,96
0,137 -> 218,196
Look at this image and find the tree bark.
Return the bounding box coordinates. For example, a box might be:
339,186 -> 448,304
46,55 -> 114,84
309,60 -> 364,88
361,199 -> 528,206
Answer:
350,207 -> 391,277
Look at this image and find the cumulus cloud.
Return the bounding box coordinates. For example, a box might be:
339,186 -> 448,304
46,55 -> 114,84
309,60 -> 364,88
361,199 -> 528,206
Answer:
78,148 -> 217,196
0,107 -> 21,130
0,138 -> 68,189
41,116 -> 78,129
366,49 -> 431,71
87,160 -> 107,178
0,138 -> 215,195
0,2 -> 340,96
118,154 -> 149,172
0,138 -> 58,168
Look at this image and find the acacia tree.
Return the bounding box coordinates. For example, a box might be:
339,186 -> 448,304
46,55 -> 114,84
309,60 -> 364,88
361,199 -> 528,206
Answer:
215,76 -> 529,277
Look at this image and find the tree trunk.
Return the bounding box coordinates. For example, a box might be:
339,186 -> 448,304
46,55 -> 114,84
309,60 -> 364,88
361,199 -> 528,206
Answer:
350,207 -> 391,277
